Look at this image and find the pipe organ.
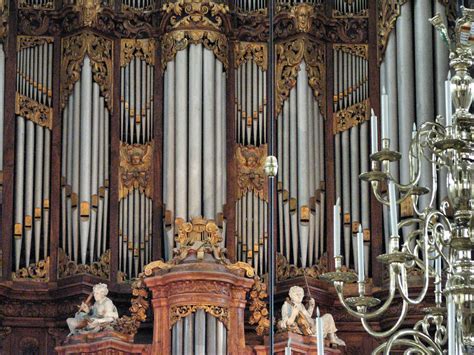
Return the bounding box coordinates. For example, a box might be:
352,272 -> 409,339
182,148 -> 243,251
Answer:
332,44 -> 370,275
14,36 -> 53,271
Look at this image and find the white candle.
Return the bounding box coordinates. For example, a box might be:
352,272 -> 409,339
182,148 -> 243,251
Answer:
333,198 -> 341,257
370,108 -> 378,155
357,224 -> 365,283
316,307 -> 324,354
445,72 -> 452,127
435,256 -> 442,303
447,295 -> 456,355
381,87 -> 389,140
388,181 -> 398,240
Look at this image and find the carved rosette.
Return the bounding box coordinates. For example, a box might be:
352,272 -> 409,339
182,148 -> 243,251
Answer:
333,99 -> 370,134
119,142 -> 153,200
12,257 -> 50,282
378,0 -> 408,64
61,32 -> 113,111
120,38 -> 156,67
234,41 -> 267,70
161,0 -> 229,70
57,248 -> 110,279
276,37 -> 326,115
170,304 -> 229,329
235,144 -> 268,201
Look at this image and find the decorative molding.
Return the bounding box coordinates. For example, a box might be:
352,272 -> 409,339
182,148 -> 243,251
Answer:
378,0 -> 408,64
276,37 -> 325,115
276,253 -> 328,282
61,32 -> 114,111
234,41 -> 267,70
161,1 -> 229,69
119,142 -> 153,200
12,257 -> 50,282
120,38 -> 156,67
15,93 -> 53,129
170,304 -> 229,329
333,99 -> 370,134
57,248 -> 110,279
235,144 -> 268,201
333,43 -> 368,59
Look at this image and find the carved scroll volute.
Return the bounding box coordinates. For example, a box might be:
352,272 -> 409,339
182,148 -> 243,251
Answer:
61,32 -> 113,111
160,1 -> 230,70
119,142 -> 154,200
378,0 -> 408,64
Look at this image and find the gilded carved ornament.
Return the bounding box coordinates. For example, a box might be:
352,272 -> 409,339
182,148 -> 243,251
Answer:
290,3 -> 315,33
276,38 -> 326,115
74,0 -> 103,27
18,0 -> 54,10
119,142 -> 153,201
61,32 -> 113,111
16,93 -> 53,130
276,253 -> 328,282
0,0 -> 7,41
378,0 -> 409,64
12,257 -> 50,282
334,43 -> 368,60
121,39 -> 155,67
333,99 -> 370,134
161,0 -> 229,70
170,304 -> 229,329
58,248 -> 110,279
235,144 -> 268,201
234,41 -> 267,71
17,35 -> 53,52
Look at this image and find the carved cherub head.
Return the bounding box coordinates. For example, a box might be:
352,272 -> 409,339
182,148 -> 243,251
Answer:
292,4 -> 313,33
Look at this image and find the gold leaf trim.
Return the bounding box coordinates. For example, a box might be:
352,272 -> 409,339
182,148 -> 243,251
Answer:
234,41 -> 267,70
333,99 -> 370,134
121,39 -> 156,67
276,253 -> 328,281
119,142 -> 153,200
170,304 -> 229,329
61,32 -> 113,111
17,35 -> 53,52
18,0 -> 53,10
144,259 -> 174,277
289,3 -> 314,33
276,37 -> 325,115
12,256 -> 50,282
235,144 -> 268,201
334,43 -> 368,60
58,248 -> 110,279
378,0 -> 409,64
248,276 -> 269,336
15,93 -> 53,129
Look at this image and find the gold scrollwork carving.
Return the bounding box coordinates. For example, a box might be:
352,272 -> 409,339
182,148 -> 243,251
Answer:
144,259 -> 174,277
58,248 -> 110,279
333,99 -> 370,134
334,43 -> 368,59
378,0 -> 408,64
276,253 -> 328,281
18,0 -> 54,10
170,304 -> 229,329
17,36 -> 53,52
121,39 -> 156,67
249,276 -> 269,336
15,93 -> 53,130
119,142 -> 153,200
225,261 -> 255,278
12,257 -> 50,282
61,32 -> 113,111
290,3 -> 314,33
235,144 -> 268,201
234,41 -> 267,70
74,0 -> 102,27
162,30 -> 228,70
276,38 -> 326,115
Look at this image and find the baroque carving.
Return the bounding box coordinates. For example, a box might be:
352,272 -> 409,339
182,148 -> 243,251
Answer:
58,248 -> 110,279
235,144 -> 268,201
249,275 -> 270,336
334,43 -> 368,59
15,93 -> 53,129
276,253 -> 328,281
290,4 -> 314,33
162,0 -> 228,31
119,142 -> 153,200
121,39 -> 155,67
17,35 -> 53,51
0,3 -> 6,41
18,0 -> 54,10
12,257 -> 50,282
61,32 -> 113,111
74,0 -> 102,27
170,304 -> 229,329
378,0 -> 409,64
233,11 -> 268,43
276,37 -> 325,115
234,41 -> 267,70
333,99 -> 370,134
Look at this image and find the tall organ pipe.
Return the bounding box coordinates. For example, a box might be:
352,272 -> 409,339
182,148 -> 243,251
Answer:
14,117 -> 25,270
89,82 -> 100,263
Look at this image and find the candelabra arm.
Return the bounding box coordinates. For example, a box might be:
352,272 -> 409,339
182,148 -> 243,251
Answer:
383,329 -> 443,355
334,268 -> 398,320
360,299 -> 409,338
373,339 -> 432,355
395,256 -> 430,305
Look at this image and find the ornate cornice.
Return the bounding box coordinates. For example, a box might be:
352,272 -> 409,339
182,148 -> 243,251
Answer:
378,0 -> 409,64
60,31 -> 113,111
234,41 -> 267,70
276,37 -> 326,115
170,304 -> 229,329
119,142 -> 154,200
333,99 -> 370,134
121,38 -> 156,67
235,144 -> 268,201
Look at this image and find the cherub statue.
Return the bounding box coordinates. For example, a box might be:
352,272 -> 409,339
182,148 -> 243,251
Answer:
278,286 -> 346,347
67,283 -> 119,336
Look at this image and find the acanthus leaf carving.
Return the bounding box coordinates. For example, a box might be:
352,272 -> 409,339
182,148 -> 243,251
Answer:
15,93 -> 53,130
333,99 -> 370,134
121,38 -> 156,67
378,0 -> 409,64
234,41 -> 267,70
170,304 -> 229,329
